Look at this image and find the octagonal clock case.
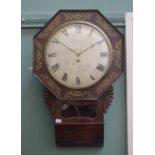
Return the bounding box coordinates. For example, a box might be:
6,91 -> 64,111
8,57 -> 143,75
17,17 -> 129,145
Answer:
33,10 -> 124,146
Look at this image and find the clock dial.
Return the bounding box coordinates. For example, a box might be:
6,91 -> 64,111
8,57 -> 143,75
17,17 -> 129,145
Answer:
44,21 -> 112,89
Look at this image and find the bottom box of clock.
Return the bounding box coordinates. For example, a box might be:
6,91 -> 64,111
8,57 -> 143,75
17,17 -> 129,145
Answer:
55,124 -> 103,146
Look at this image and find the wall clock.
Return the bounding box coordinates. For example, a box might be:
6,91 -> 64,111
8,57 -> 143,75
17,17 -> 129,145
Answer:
33,10 -> 124,146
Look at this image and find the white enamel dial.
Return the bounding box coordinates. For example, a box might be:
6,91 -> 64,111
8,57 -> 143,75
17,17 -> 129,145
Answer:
44,21 -> 112,89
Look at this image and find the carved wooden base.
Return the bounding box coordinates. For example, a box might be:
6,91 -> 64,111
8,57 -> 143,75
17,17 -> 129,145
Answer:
44,87 -> 113,146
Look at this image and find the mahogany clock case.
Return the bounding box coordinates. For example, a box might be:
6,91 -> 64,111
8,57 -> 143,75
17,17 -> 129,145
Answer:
33,10 -> 124,146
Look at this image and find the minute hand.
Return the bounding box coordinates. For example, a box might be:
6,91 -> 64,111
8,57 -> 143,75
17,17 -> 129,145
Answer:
78,39 -> 104,56
53,38 -> 78,56
59,41 -> 78,56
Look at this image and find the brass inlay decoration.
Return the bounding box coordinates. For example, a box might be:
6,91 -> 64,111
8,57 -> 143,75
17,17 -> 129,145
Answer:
64,90 -> 94,98
96,15 -> 118,38
63,12 -> 92,21
114,39 -> 123,70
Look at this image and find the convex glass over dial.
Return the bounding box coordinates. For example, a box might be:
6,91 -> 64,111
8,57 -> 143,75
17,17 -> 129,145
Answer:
44,21 -> 112,89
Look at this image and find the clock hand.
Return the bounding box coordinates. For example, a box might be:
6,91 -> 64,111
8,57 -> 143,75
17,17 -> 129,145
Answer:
78,39 -> 104,56
53,38 -> 78,56
60,42 -> 78,56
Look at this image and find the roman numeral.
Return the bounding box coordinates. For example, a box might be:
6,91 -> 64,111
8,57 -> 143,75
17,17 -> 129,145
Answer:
75,25 -> 81,33
90,74 -> 95,80
62,73 -> 68,82
51,63 -> 59,72
61,28 -> 69,36
96,64 -> 105,72
89,29 -> 94,36
97,39 -> 104,45
100,52 -> 108,57
52,38 -> 59,43
76,77 -> 81,85
48,52 -> 57,57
